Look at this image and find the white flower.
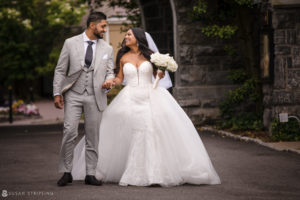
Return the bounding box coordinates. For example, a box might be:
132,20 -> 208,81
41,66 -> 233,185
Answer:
62,3 -> 71,11
74,8 -> 81,15
22,19 -> 32,30
166,56 -> 178,72
150,52 -> 168,68
150,52 -> 178,72
6,8 -> 20,19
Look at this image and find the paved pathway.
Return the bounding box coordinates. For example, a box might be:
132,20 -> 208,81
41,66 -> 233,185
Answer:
1,100 -> 299,154
0,100 -> 64,126
0,129 -> 299,200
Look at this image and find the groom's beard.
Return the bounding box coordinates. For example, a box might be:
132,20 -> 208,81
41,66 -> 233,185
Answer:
94,29 -> 104,39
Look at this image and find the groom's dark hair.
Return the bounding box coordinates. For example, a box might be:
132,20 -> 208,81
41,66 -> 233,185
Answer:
86,12 -> 107,28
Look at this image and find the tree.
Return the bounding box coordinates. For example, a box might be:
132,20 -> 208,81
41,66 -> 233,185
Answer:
0,0 -> 87,97
107,0 -> 141,30
90,0 -> 141,31
0,0 -> 141,99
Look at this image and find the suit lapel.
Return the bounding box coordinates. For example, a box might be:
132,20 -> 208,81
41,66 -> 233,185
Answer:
75,34 -> 85,68
93,39 -> 105,73
74,35 -> 105,72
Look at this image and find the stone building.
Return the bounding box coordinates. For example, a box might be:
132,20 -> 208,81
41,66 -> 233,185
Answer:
263,0 -> 300,128
137,0 -> 300,128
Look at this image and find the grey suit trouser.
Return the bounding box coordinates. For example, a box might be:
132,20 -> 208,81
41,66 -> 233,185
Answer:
58,90 -> 102,175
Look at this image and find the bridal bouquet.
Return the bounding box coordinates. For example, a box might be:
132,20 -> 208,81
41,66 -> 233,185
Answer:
150,52 -> 178,89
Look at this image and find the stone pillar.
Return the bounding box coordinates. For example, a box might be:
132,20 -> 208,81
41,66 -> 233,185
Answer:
263,1 -> 300,128
263,2 -> 300,129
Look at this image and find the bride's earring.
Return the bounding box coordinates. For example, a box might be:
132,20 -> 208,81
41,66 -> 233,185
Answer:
137,42 -> 139,47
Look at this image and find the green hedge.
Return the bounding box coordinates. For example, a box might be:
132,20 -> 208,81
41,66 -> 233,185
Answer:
271,118 -> 300,141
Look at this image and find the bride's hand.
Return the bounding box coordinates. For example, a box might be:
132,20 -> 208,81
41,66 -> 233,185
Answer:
102,78 -> 115,89
157,70 -> 165,79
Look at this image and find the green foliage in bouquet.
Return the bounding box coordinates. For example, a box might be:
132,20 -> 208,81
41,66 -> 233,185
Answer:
271,118 -> 300,141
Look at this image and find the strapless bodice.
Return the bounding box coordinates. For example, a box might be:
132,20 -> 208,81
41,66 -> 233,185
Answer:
123,61 -> 153,87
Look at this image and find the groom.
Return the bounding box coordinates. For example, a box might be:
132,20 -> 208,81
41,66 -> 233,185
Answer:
53,12 -> 115,186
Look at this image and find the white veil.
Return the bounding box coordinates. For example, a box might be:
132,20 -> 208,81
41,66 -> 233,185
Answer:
146,32 -> 173,89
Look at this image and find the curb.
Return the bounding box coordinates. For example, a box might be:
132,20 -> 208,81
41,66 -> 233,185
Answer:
201,126 -> 300,155
0,123 -> 63,134
0,122 -> 84,134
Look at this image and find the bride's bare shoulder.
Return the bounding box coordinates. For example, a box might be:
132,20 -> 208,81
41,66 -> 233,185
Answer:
120,53 -> 131,65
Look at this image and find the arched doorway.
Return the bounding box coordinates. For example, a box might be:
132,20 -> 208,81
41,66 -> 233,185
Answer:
137,0 -> 175,55
137,0 -> 177,86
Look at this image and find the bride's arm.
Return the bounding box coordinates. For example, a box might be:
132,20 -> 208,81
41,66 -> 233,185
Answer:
153,68 -> 165,79
113,61 -> 124,86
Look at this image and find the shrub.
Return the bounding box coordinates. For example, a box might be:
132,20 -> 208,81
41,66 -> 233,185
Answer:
271,118 -> 300,141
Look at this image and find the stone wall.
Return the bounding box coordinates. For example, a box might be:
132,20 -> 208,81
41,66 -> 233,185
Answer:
172,0 -> 236,125
263,4 -> 300,128
139,0 -> 300,127
139,0 -> 237,125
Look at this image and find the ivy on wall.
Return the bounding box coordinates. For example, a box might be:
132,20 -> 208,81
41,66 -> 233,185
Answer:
191,0 -> 264,130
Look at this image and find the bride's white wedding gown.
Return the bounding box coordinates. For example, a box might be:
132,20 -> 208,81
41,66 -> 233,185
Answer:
71,61 -> 221,186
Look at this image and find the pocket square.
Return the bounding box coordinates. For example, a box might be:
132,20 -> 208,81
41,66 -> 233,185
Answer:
102,54 -> 108,60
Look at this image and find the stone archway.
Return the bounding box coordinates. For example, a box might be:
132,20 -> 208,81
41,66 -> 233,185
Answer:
137,0 -> 175,55
137,0 -> 177,90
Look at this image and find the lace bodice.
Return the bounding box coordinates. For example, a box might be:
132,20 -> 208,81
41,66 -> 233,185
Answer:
123,61 -> 153,87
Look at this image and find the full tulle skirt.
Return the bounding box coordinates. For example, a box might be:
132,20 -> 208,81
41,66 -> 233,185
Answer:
72,85 -> 221,186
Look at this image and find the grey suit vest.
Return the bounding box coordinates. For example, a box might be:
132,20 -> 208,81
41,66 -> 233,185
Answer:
71,65 -> 95,95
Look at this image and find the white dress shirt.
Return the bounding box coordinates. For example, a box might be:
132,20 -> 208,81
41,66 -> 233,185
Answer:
83,31 -> 97,61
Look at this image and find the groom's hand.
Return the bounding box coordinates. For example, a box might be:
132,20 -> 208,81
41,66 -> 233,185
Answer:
54,95 -> 64,109
102,78 -> 115,89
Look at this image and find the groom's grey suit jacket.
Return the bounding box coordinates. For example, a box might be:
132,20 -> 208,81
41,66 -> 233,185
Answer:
53,34 -> 115,111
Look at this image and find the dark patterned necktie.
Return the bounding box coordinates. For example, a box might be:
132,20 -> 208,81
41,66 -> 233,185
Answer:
85,41 -> 94,67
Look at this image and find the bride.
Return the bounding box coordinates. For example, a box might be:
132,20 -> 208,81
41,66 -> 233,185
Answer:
71,28 -> 221,187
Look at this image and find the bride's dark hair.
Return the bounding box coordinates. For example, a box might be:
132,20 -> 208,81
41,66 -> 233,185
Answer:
115,27 -> 156,74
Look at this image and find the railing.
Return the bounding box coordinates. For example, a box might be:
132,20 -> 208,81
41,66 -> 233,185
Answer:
279,113 -> 300,127
8,86 -> 13,123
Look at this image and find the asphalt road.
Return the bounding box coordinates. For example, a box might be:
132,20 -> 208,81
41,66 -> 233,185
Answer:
0,128 -> 299,200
